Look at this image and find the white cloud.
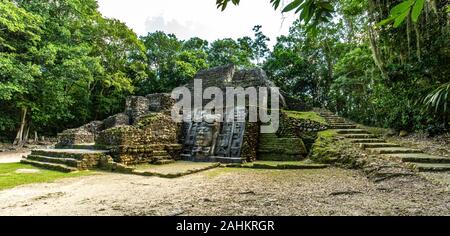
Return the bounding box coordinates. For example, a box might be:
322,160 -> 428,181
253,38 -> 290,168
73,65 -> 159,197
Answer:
144,16 -> 210,39
97,0 -> 297,48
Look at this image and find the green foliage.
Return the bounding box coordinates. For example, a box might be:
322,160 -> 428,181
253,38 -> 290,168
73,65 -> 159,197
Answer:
0,0 -> 147,139
216,0 -> 335,27
263,0 -> 449,132
0,1 -> 266,140
309,130 -> 339,164
207,38 -> 253,67
139,31 -> 209,93
252,25 -> 270,64
1,0 -> 448,140
422,82 -> 450,114
378,0 -> 426,27
283,110 -> 328,125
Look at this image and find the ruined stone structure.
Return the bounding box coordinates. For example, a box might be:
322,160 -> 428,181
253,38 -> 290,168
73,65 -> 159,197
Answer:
22,65 -> 317,172
179,65 -> 281,163
37,93 -> 182,168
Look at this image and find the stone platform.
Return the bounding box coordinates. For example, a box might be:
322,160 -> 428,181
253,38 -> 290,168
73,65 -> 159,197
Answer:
21,149 -> 109,172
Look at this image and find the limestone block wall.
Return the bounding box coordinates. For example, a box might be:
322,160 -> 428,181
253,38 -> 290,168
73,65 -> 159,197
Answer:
240,122 -> 260,162
146,93 -> 175,112
57,129 -> 95,146
102,113 -> 130,130
96,113 -> 178,146
95,113 -> 181,165
125,96 -> 150,124
277,111 -> 329,153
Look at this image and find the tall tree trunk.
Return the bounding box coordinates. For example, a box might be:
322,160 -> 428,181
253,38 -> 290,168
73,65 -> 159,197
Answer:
406,17 -> 411,60
13,107 -> 28,146
21,125 -> 30,147
368,26 -> 387,78
414,23 -> 421,61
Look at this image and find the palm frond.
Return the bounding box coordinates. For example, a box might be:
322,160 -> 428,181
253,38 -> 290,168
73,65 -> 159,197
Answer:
423,82 -> 450,114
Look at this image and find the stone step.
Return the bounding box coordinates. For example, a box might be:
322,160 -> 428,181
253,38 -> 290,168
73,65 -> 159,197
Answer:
31,149 -> 108,160
21,159 -> 78,173
153,159 -> 176,165
258,149 -> 303,155
259,139 -> 302,144
330,123 -> 350,126
336,129 -> 370,134
384,153 -> 450,164
31,150 -> 82,159
152,155 -> 172,160
331,125 -> 357,129
328,121 -> 348,124
26,155 -> 81,168
210,156 -> 243,163
349,139 -> 387,143
413,163 -> 450,172
359,143 -> 400,149
55,144 -> 97,150
343,134 -> 378,139
367,147 -> 423,155
153,150 -> 168,156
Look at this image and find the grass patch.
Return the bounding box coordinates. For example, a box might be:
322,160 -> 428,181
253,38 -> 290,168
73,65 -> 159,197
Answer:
0,163 -> 94,191
283,110 -> 328,125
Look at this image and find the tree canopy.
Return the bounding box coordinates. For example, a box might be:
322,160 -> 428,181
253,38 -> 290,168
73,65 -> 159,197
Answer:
0,0 -> 271,143
0,0 -> 448,144
262,0 -> 449,131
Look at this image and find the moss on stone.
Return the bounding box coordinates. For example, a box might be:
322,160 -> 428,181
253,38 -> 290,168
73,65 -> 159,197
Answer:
310,130 -> 367,169
283,110 -> 328,125
309,130 -> 340,164
136,113 -> 159,128
257,133 -> 307,161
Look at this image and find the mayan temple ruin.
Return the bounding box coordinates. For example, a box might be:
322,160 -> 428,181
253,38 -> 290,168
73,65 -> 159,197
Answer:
20,65 -> 328,173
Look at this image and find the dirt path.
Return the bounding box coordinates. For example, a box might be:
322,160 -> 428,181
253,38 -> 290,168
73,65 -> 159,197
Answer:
0,151 -> 30,163
0,167 -> 449,216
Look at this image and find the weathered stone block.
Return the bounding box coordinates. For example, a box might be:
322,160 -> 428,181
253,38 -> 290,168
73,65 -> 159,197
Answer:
81,121 -> 104,135
241,122 -> 260,162
102,113 -> 130,130
146,93 -> 175,112
125,96 -> 150,124
95,113 -> 181,165
57,129 -> 95,146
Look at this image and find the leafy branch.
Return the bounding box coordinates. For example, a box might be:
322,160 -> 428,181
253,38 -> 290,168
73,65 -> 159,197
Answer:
377,0 -> 425,28
216,0 -> 335,26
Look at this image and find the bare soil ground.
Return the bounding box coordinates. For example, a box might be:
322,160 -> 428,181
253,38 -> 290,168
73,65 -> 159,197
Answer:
0,167 -> 449,216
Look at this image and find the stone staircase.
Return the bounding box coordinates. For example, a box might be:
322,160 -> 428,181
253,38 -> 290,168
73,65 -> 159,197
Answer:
151,150 -> 175,164
21,149 -> 109,172
318,110 -> 450,172
257,133 -> 307,161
